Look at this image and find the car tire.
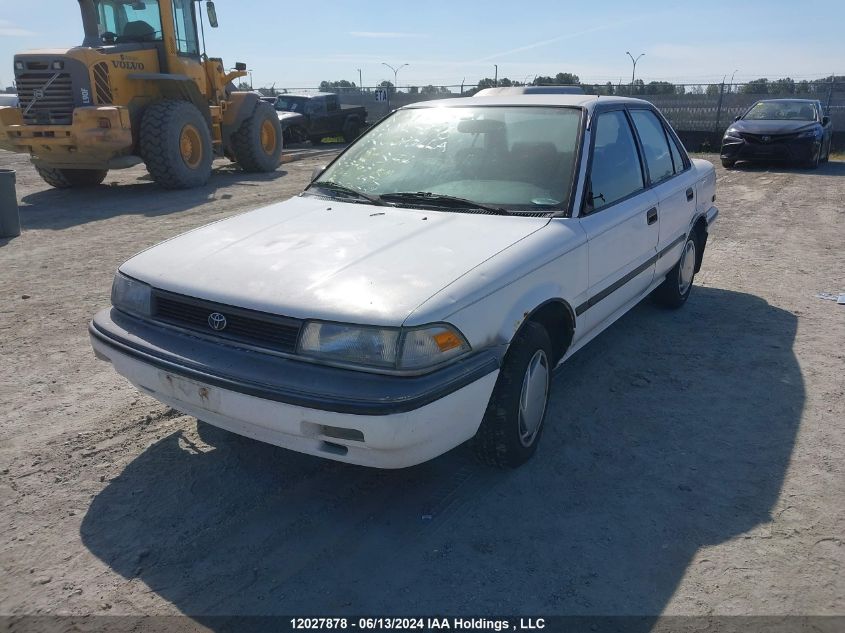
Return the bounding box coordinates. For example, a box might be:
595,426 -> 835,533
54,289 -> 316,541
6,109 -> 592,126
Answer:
471,321 -> 553,469
34,165 -> 107,189
231,101 -> 284,173
140,100 -> 213,189
806,147 -> 821,169
310,135 -> 324,145
721,159 -> 736,168
653,234 -> 697,309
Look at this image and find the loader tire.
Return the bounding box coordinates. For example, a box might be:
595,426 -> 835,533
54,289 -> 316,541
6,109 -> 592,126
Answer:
140,100 -> 213,189
35,165 -> 107,189
230,101 -> 283,172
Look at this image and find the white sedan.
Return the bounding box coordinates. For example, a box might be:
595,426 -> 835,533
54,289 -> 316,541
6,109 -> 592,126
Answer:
90,93 -> 717,469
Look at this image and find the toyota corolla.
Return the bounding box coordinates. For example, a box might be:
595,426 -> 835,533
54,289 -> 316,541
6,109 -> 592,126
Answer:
90,92 -> 718,469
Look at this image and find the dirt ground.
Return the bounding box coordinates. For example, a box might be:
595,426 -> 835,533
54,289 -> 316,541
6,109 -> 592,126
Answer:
0,148 -> 843,625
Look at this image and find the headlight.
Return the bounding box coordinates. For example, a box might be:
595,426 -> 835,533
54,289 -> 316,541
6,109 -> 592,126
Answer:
724,127 -> 742,138
398,325 -> 470,370
298,321 -> 471,371
299,322 -> 400,368
798,127 -> 821,139
111,272 -> 152,316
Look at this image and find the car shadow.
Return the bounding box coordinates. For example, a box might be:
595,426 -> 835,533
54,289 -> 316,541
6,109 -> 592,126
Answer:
17,166 -> 289,232
80,287 -> 803,629
728,158 -> 845,176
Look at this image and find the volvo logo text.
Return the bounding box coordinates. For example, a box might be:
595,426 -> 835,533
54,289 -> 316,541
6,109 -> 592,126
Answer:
207,312 -> 228,331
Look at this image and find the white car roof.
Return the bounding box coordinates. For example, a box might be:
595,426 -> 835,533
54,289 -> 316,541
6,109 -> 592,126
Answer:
404,94 -> 651,113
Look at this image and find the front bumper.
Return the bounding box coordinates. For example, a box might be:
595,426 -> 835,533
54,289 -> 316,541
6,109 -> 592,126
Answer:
720,135 -> 819,163
90,309 -> 500,468
0,105 -> 134,168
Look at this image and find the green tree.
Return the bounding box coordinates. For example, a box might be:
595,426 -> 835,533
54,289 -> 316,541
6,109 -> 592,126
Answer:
741,78 -> 769,94
770,78 -> 795,94
318,79 -> 357,92
645,81 -> 677,95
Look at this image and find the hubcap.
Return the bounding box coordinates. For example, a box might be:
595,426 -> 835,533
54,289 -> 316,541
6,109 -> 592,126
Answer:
518,349 -> 550,447
678,239 -> 696,295
179,124 -> 203,169
260,119 -> 277,155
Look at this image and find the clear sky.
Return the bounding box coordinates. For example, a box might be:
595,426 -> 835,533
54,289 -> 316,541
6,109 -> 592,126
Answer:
1,0 -> 842,90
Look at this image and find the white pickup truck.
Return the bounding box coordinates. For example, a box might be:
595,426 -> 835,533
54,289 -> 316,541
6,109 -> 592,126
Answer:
90,92 -> 717,469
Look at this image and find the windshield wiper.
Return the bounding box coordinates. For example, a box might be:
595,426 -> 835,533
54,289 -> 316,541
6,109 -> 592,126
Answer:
378,192 -> 511,215
307,181 -> 386,206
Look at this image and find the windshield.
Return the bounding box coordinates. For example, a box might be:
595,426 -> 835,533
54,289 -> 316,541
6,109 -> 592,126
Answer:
316,106 -> 582,211
82,0 -> 164,45
276,97 -> 310,112
744,101 -> 817,121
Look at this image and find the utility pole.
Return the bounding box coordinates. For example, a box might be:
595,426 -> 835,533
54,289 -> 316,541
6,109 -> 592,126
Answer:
626,51 -> 644,94
357,68 -> 362,91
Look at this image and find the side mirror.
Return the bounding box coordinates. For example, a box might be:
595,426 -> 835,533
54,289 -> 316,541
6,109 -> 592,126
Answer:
311,166 -> 326,182
822,116 -> 830,126
733,115 -> 741,122
206,2 -> 219,28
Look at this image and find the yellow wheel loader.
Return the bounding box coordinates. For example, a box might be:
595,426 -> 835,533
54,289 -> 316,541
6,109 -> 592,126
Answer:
0,0 -> 282,190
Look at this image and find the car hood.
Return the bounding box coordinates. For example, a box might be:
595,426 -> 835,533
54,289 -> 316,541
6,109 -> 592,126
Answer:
120,196 -> 550,326
729,119 -> 817,135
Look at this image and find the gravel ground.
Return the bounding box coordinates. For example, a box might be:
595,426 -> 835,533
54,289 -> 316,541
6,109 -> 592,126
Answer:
0,150 -> 843,625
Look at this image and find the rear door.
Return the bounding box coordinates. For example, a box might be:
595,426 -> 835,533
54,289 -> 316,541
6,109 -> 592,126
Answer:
628,107 -> 698,279
577,108 -> 659,332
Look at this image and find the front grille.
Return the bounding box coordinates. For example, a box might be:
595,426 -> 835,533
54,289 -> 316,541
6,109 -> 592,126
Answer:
153,290 -> 303,354
16,72 -> 74,125
740,132 -> 800,144
92,62 -> 113,104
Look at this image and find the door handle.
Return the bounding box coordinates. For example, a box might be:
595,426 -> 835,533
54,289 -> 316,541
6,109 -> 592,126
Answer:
646,207 -> 658,225
686,188 -> 695,202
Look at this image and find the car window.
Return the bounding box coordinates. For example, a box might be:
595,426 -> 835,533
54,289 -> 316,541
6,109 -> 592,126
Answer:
326,95 -> 340,112
667,132 -> 686,174
587,110 -> 644,212
630,110 -> 674,184
744,101 -> 816,121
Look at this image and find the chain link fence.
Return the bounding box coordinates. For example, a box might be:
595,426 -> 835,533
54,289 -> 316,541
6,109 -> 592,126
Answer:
273,80 -> 844,151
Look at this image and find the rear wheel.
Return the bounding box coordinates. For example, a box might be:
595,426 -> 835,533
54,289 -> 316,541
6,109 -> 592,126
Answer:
230,102 -> 283,172
471,321 -> 553,468
35,165 -> 107,189
342,119 -> 361,143
140,100 -> 213,189
653,235 -> 697,308
720,158 -> 735,168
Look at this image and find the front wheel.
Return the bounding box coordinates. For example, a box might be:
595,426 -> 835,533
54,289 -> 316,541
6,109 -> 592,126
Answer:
35,165 -> 107,189
806,146 -> 821,169
721,158 -> 736,168
231,102 -> 283,172
653,235 -> 697,308
471,321 -> 553,468
140,100 -> 213,189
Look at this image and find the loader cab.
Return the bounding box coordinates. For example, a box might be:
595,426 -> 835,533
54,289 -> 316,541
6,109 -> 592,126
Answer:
80,0 -> 202,63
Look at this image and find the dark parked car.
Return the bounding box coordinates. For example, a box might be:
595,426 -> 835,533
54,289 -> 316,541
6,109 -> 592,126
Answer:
274,93 -> 367,145
720,99 -> 833,169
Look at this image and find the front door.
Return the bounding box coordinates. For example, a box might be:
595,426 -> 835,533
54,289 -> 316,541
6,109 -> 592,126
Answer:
578,109 -> 659,332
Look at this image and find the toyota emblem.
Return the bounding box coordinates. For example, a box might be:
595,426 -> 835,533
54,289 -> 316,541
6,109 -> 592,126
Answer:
207,312 -> 227,331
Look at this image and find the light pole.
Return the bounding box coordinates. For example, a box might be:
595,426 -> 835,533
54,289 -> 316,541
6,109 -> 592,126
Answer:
381,62 -> 408,111
626,51 -> 644,93
729,68 -> 738,93
494,64 -> 498,87
358,68 -> 363,91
